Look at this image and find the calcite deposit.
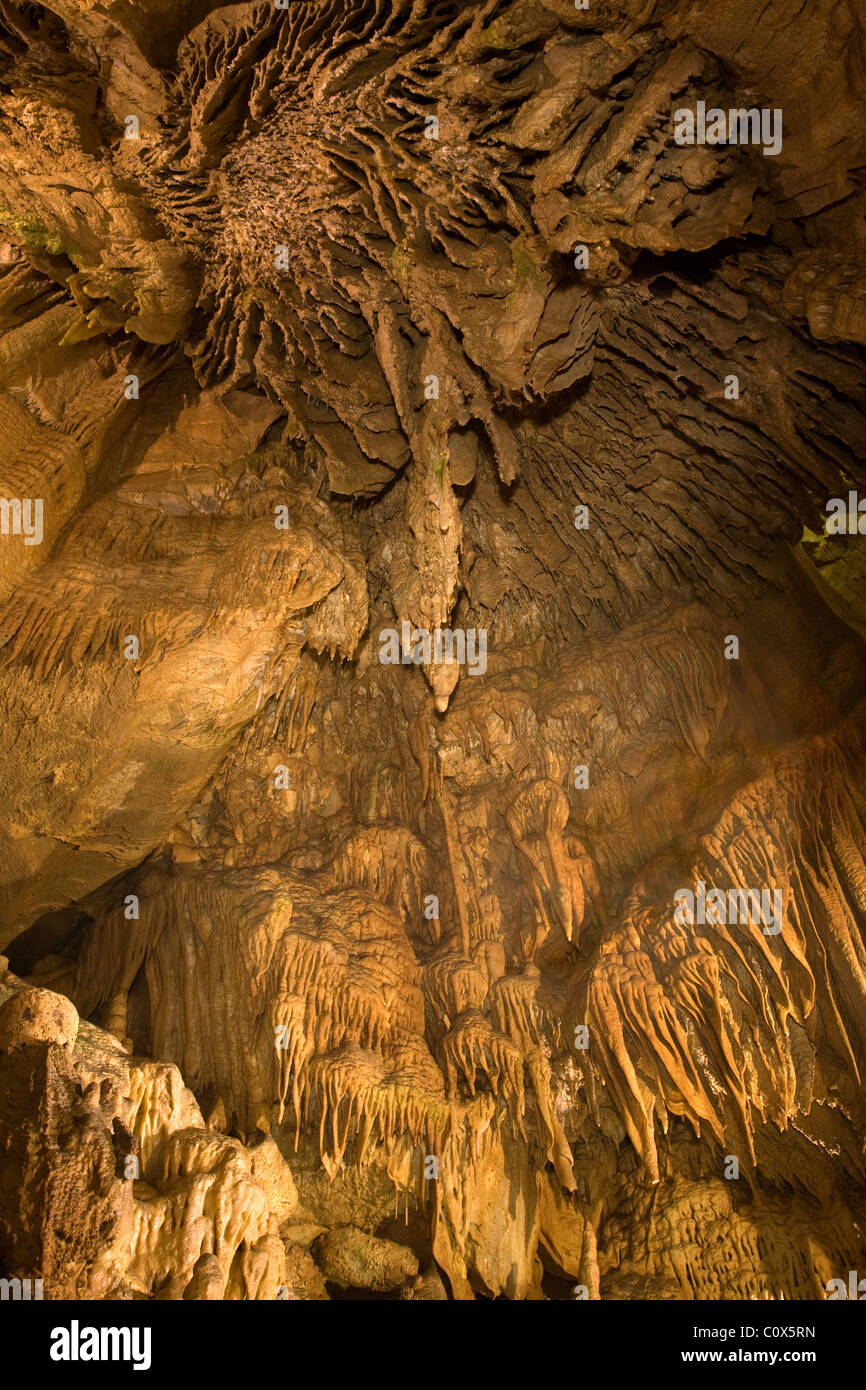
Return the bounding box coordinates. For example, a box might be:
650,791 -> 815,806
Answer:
0,0 -> 865,1302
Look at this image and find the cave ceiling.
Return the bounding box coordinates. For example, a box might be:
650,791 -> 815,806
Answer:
0,0 -> 865,1312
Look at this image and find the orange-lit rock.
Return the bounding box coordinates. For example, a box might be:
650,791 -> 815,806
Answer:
0,0 -> 865,1304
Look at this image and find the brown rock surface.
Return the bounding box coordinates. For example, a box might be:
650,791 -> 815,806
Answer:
312,1226 -> 419,1292
0,0 -> 864,1304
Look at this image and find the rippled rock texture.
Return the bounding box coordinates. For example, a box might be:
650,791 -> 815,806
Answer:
0,0 -> 865,1301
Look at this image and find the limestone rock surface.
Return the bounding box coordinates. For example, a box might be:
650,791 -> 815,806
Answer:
0,0 -> 865,1304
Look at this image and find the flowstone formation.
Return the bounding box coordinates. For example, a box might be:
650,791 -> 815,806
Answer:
0,0 -> 865,1302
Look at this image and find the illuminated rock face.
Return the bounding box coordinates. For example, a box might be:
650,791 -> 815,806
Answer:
0,0 -> 865,1303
